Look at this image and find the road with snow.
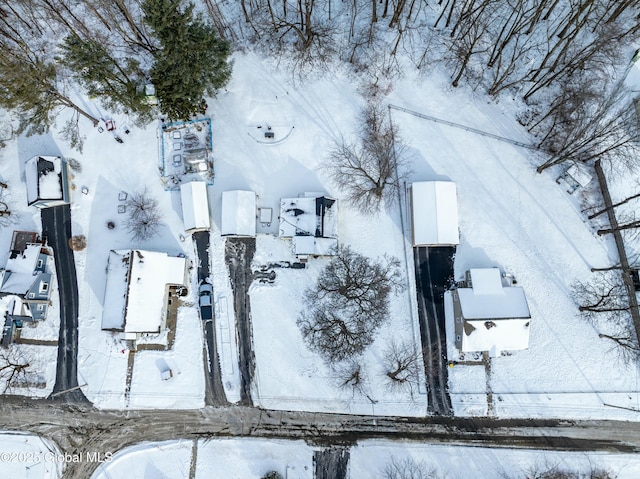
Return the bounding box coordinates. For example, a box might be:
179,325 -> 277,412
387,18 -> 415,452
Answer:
1,398 -> 640,479
40,205 -> 88,403
413,246 -> 455,416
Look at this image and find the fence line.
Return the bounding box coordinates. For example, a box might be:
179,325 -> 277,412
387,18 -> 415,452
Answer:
388,104 -> 538,150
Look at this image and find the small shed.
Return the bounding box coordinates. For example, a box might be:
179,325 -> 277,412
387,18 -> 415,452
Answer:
556,163 -> 592,194
25,156 -> 70,208
411,181 -> 459,246
179,181 -> 210,233
221,190 -> 257,237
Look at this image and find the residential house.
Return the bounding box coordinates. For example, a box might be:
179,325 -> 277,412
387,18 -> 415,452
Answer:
450,268 -> 531,357
101,250 -> 188,347
25,156 -> 71,208
0,232 -> 53,346
279,193 -> 338,257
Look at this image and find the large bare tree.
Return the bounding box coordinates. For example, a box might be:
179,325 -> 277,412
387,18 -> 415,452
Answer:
297,246 -> 404,362
326,103 -> 409,215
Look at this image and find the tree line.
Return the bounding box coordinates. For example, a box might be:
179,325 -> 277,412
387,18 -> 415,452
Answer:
0,0 -> 231,141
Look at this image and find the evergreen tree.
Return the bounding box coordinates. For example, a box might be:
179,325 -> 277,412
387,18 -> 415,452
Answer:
0,50 -> 98,136
142,0 -> 231,120
61,34 -> 153,124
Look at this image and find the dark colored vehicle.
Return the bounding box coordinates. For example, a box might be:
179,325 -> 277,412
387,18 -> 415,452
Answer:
199,281 -> 213,321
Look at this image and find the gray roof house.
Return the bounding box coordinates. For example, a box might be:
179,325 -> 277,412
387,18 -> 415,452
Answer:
0,232 -> 53,346
25,156 -> 71,208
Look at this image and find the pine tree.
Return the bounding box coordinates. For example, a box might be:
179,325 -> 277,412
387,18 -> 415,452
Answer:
0,50 -> 98,135
142,0 -> 231,120
61,34 -> 153,124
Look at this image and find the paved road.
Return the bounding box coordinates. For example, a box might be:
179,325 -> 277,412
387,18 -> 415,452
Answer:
413,246 -> 455,416
1,398 -> 640,478
225,237 -> 257,406
192,231 -> 227,406
40,205 -> 87,403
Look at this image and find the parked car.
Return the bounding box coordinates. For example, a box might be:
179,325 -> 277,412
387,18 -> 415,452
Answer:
199,281 -> 213,321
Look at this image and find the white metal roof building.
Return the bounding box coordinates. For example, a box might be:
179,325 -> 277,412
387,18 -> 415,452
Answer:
221,190 -> 257,237
410,181 -> 459,246
450,268 -> 531,357
101,250 -> 187,338
179,181 -> 210,232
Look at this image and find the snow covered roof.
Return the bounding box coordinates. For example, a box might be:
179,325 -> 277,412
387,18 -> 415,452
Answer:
279,195 -> 338,256
180,181 -> 210,232
411,181 -> 459,246
0,244 -> 46,295
279,195 -> 338,238
458,268 -> 531,320
25,156 -> 69,207
221,190 -> 256,237
566,164 -> 592,188
101,250 -> 187,333
461,318 -> 531,357
292,236 -> 338,256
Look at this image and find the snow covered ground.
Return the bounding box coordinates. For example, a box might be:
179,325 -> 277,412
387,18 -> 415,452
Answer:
351,440 -> 640,479
0,46 -> 638,419
0,431 -> 62,479
384,67 -> 639,419
208,53 -> 424,416
38,109 -> 207,409
91,438 -> 313,479
90,437 -> 640,479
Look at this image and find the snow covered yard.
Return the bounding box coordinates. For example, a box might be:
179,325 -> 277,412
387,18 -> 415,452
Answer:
92,438 -> 313,479
209,53 -> 426,416
350,440 -> 640,479
92,440 -> 193,479
386,68 -> 639,419
42,113 -> 207,409
0,431 -> 62,479
88,436 -> 640,479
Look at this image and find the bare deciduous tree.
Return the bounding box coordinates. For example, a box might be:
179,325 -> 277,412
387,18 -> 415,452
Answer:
0,348 -> 33,393
533,84 -> 640,173
297,246 -> 404,362
573,271 -> 639,364
498,458 -> 616,479
381,457 -> 443,479
331,358 -> 369,397
125,187 -> 162,241
383,339 -> 420,396
326,103 -> 409,215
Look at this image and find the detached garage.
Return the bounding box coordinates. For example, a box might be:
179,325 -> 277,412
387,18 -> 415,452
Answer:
180,181 -> 210,233
221,190 -> 257,237
411,181 -> 459,246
